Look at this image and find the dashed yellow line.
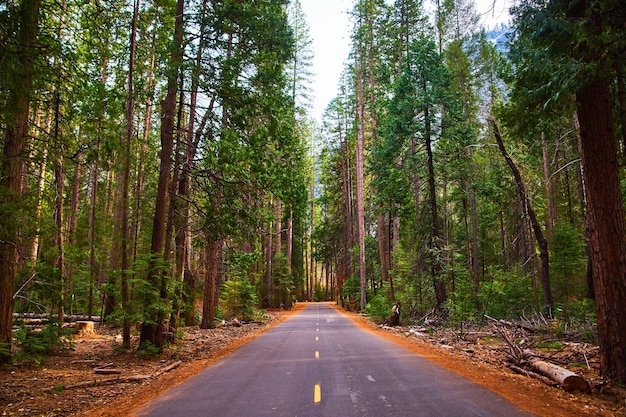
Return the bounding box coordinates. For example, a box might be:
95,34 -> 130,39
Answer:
314,384 -> 321,403
315,351 -> 319,359
315,336 -> 319,341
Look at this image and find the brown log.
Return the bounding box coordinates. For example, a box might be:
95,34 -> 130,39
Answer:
507,362 -> 558,387
94,368 -> 122,375
524,350 -> 590,392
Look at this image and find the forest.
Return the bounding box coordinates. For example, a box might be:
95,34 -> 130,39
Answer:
1,0 -> 626,387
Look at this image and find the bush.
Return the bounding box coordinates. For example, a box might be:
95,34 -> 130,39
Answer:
220,279 -> 258,321
365,293 -> 392,323
15,322 -> 73,362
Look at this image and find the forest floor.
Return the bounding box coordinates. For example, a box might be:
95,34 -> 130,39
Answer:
1,303 -> 624,417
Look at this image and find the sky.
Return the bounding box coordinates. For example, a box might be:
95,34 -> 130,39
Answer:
300,0 -> 513,123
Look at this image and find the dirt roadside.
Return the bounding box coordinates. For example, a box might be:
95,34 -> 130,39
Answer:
1,303 -> 624,416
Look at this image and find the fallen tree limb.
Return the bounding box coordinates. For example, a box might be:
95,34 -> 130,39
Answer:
60,375 -> 151,390
152,360 -> 182,378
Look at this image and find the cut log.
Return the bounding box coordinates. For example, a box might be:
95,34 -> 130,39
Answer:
524,350 -> 590,392
76,321 -> 95,335
506,362 -> 557,387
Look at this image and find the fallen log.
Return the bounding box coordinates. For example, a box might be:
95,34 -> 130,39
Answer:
94,368 -> 122,375
524,350 -> 590,392
59,375 -> 151,390
506,362 -> 557,387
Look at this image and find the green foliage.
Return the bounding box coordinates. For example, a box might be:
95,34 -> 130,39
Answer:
15,322 -> 73,362
550,222 -> 586,300
137,340 -> 161,357
448,268 -> 481,324
365,293 -> 392,323
220,279 -> 258,321
479,266 -> 537,320
342,274 -> 361,301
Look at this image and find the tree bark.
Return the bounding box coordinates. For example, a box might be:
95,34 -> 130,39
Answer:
200,238 -> 221,329
140,0 -> 184,350
489,117 -> 553,316
425,102 -> 446,309
575,81 -> 626,383
356,68 -> 367,311
0,0 -> 41,364
52,92 -> 66,324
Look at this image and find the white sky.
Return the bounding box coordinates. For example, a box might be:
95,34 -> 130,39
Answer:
300,0 -> 513,123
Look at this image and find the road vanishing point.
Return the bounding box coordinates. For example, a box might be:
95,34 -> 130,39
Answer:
135,303 -> 535,417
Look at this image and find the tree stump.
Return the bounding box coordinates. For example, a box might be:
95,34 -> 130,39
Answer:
76,321 -> 95,335
388,301 -> 401,326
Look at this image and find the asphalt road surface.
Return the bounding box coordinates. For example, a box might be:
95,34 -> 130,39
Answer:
136,303 -> 535,417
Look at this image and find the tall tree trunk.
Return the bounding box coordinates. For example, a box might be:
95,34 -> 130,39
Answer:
489,117 -> 553,316
576,82 -> 626,382
356,68 -> 367,311
87,54 -> 108,317
52,92 -> 66,324
30,146 -> 47,263
200,238 -> 221,329
140,0 -> 183,350
425,105 -> 446,309
0,0 -> 41,363
177,3 -> 212,324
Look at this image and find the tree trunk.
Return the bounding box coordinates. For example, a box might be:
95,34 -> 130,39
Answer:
356,68 -> 367,311
425,104 -> 446,309
53,92 -> 66,324
0,0 -> 41,364
141,0 -> 183,351
489,117 -> 553,316
200,238 -> 221,329
576,81 -> 626,383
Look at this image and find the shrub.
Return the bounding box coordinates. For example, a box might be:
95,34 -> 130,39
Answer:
15,322 -> 73,362
365,293 -> 392,323
220,279 -> 258,321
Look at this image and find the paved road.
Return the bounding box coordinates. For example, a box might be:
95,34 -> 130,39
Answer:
136,303 -> 535,417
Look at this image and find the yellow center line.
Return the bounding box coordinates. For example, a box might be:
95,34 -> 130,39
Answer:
314,384 -> 321,403
315,351 -> 319,359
